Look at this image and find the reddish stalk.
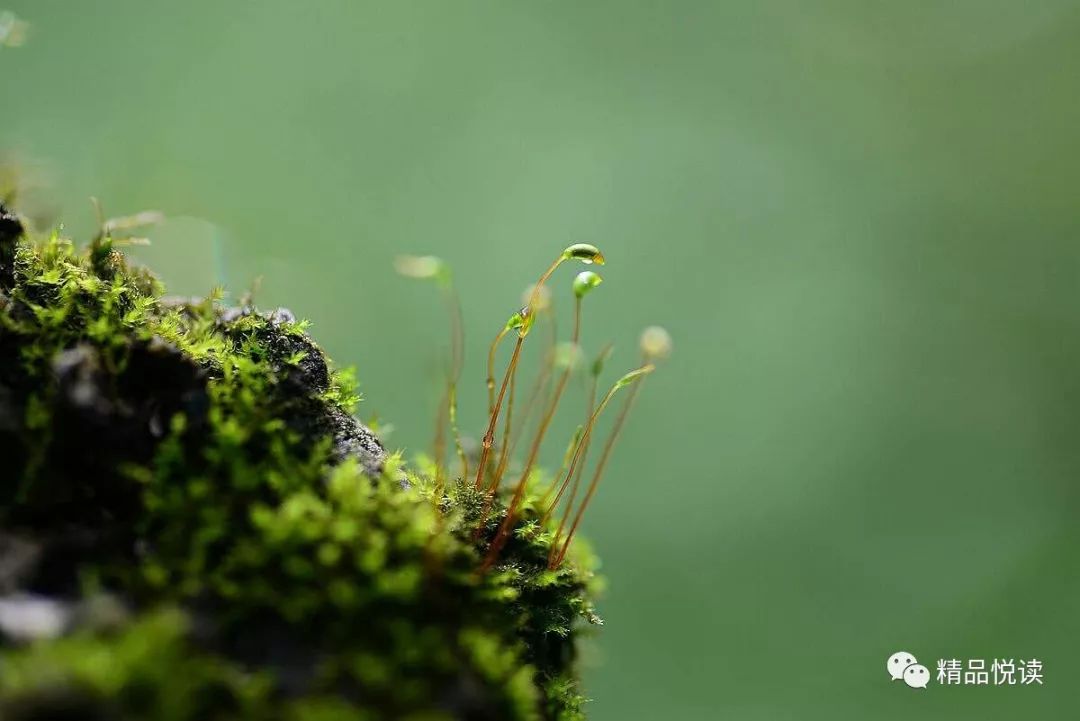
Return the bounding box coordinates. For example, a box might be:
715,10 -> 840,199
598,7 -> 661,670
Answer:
550,363 -> 651,569
474,254 -> 568,492
486,325 -> 512,417
541,424 -> 583,508
472,246 -> 604,564
490,360 -> 517,491
473,333 -> 524,490
542,370 -> 598,525
508,307 -> 557,456
508,349 -> 553,462
534,365 -> 634,538
480,299 -> 585,569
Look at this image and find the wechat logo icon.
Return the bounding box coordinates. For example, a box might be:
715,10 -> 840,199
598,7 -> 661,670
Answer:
888,651 -> 929,689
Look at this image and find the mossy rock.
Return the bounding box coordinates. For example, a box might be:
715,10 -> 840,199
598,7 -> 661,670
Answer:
0,204 -> 601,721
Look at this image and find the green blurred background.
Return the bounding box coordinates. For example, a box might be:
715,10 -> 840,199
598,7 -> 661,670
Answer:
3,1 -> 1079,718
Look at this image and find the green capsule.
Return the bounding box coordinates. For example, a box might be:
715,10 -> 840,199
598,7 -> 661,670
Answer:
614,364 -> 654,389
562,425 -> 584,466
561,243 -> 606,265
590,344 -> 615,378
394,255 -> 451,287
572,271 -> 603,299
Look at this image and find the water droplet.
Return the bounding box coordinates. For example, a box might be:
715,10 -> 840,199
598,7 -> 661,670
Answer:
562,243 -> 605,265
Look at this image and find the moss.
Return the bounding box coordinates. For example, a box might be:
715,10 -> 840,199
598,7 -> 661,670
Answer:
0,205 -> 601,720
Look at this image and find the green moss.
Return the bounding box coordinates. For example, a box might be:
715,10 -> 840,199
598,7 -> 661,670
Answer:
0,213 -> 600,720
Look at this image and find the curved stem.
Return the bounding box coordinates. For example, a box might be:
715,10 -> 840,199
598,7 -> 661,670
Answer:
551,362 -> 648,568
447,383 -> 467,480
509,307 -> 557,455
521,298 -> 582,498
487,325 -> 512,416
444,287 -> 467,479
526,257 -> 564,316
541,424 -> 582,510
484,257 -> 561,418
473,252 -> 577,560
432,384 -> 449,496
474,335 -> 523,489
432,285 -> 466,502
480,301 -> 586,569
536,374 -> 615,534
490,360 -> 517,491
543,372 -> 597,530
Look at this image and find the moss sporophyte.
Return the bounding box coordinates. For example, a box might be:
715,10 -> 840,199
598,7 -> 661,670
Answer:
394,246 -> 670,575
0,193 -> 668,721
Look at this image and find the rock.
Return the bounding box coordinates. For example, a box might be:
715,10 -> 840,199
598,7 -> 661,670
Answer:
0,213 -> 595,721
42,339 -> 209,516
218,305 -> 394,480
0,202 -> 23,289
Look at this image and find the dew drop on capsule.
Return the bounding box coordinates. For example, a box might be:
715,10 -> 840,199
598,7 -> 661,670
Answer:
562,243 -> 605,265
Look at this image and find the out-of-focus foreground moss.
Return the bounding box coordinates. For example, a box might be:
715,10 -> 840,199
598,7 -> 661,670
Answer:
0,204 -> 601,721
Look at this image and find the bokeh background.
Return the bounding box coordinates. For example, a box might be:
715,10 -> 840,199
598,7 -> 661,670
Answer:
3,2 -> 1079,719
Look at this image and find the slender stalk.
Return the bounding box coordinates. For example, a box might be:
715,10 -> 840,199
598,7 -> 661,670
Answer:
441,286 -> 467,480
475,257 -> 565,493
486,325 -> 512,416
536,366 -> 629,534
447,383 -> 467,480
509,306 -> 557,456
472,246 -> 604,560
432,286 -> 465,494
474,344 -> 524,538
490,359 -> 517,491
551,363 -> 650,569
479,298 -> 583,561
541,341 -> 610,518
501,303 -> 577,494
394,256 -> 468,492
508,344 -> 554,461
482,325 -> 512,487
480,255 -> 564,478
541,423 -> 583,508
525,257 -> 564,316
475,329 -> 559,533
542,370 -> 598,525
474,334 -> 524,489
432,384 -> 449,496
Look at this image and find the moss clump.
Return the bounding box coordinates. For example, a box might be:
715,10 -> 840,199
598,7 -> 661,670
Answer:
0,205 -> 600,720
